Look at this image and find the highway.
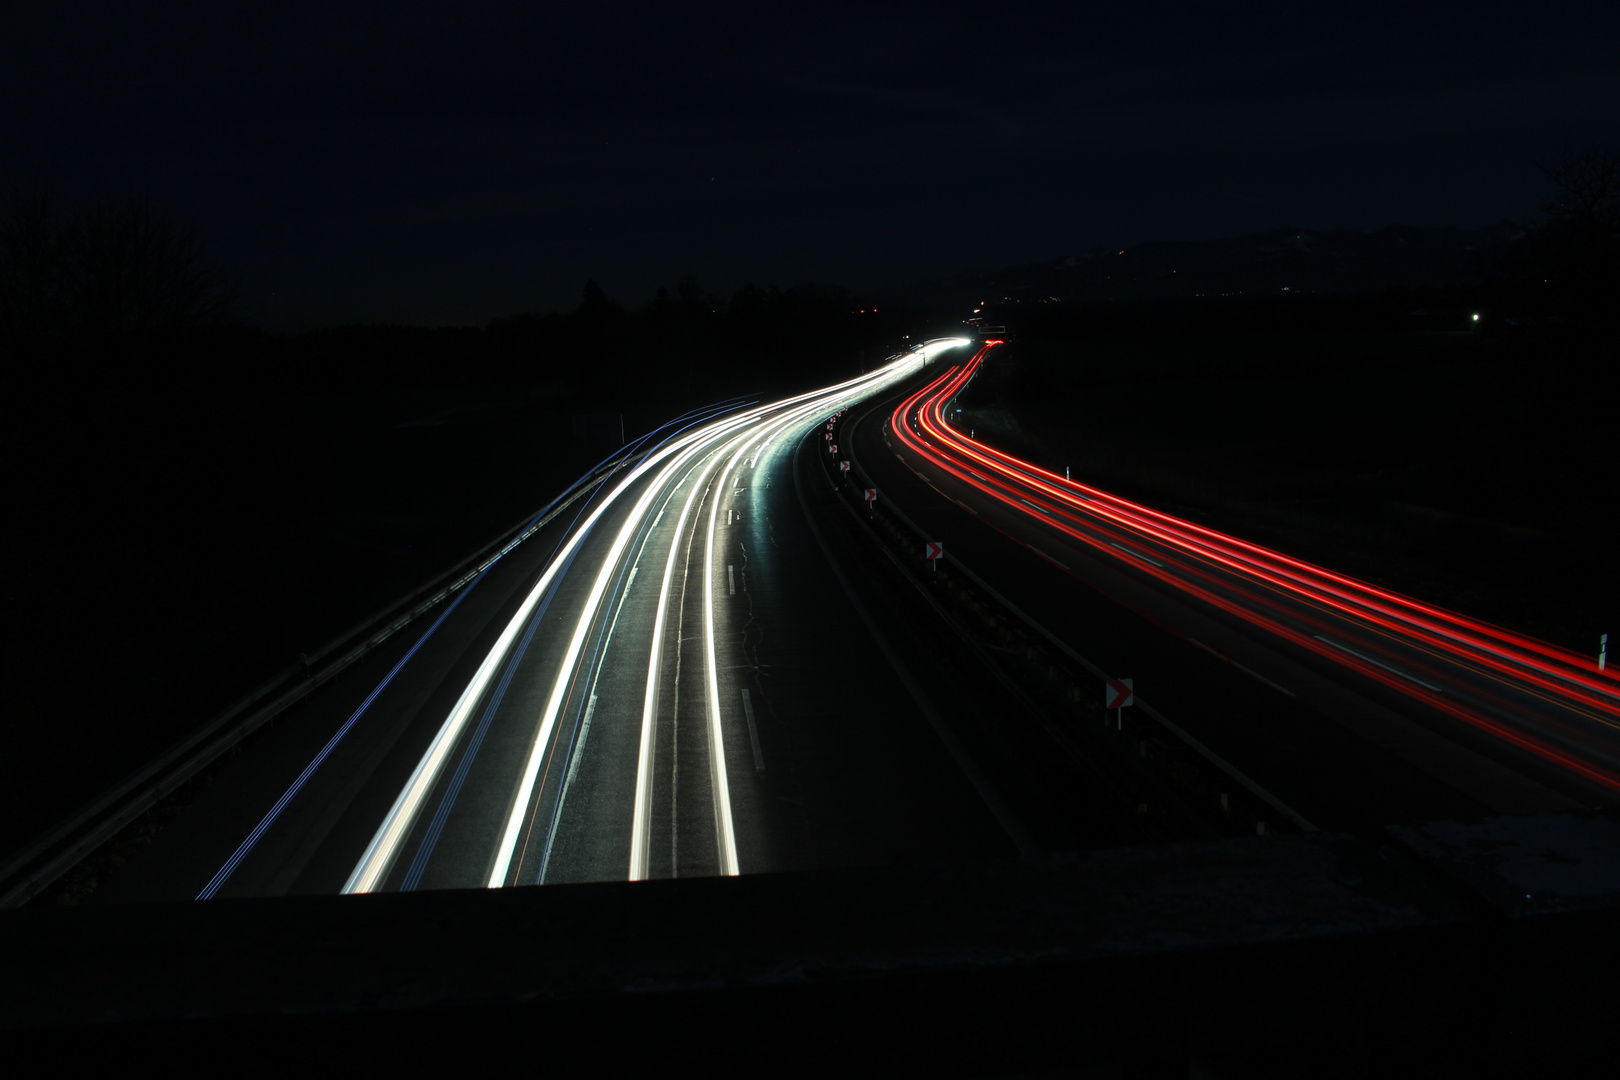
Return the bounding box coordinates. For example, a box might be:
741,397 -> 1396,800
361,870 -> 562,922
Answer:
856,340 -> 1620,831
95,339 -> 1101,903
80,332 -> 1616,906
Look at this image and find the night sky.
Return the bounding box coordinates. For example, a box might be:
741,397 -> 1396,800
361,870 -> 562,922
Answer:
6,2 -> 1618,329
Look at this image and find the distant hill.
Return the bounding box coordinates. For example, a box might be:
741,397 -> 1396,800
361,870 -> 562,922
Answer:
880,222 -> 1526,308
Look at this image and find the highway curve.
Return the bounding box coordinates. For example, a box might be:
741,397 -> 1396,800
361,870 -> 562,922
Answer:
851,341 -> 1618,836
94,341 -> 1102,903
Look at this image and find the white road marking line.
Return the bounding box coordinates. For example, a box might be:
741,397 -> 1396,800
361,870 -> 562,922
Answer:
1110,541 -> 1165,568
1020,542 -> 1069,571
1188,638 -> 1228,662
741,690 -> 765,772
1231,661 -> 1297,697
566,696 -> 598,791
1313,635 -> 1445,693
540,694 -> 600,881
728,565 -> 735,595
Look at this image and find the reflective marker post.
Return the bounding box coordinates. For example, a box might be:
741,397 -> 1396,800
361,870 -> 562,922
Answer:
1106,678 -> 1134,730
1602,633 -> 1609,673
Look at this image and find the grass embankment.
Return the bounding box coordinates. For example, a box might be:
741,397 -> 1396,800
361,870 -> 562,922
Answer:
957,323 -> 1614,658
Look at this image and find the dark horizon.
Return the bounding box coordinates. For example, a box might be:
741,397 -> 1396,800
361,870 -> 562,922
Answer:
6,3 -> 1618,331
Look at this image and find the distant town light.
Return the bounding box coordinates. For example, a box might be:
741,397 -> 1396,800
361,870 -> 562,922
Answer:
1472,313 -> 1480,321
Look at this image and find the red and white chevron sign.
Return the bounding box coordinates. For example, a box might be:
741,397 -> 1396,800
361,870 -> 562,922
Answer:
839,461 -> 851,472
1105,678 -> 1134,709
828,444 -> 838,454
863,488 -> 877,503
924,541 -> 943,561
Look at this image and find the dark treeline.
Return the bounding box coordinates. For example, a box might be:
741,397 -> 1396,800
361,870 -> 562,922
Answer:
0,187 -> 235,340
1,185 -> 911,410
4,284 -> 908,422
259,276 -> 900,404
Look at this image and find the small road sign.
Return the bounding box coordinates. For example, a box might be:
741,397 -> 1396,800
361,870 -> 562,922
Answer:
863,488 -> 877,503
839,461 -> 851,472
829,444 -> 837,454
925,541 -> 943,560
1106,678 -> 1134,709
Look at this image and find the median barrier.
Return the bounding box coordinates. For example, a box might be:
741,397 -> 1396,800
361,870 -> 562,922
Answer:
818,391 -> 1310,842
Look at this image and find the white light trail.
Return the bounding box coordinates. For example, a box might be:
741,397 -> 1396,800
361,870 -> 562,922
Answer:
343,412 -> 754,894
628,447 -> 728,880
485,428 -> 742,888
348,343 -> 961,894
701,413 -> 808,875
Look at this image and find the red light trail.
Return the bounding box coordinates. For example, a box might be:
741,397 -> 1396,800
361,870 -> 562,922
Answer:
888,342 -> 1620,794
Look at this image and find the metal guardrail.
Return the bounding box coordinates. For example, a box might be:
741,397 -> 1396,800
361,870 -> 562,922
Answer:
0,448 -> 644,908
843,389 -> 1316,835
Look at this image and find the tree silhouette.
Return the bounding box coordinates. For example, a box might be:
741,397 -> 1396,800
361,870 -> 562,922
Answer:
1533,146 -> 1619,320
0,185 -> 236,342
0,185 -> 71,341
70,193 -> 237,335
1540,145 -> 1620,230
